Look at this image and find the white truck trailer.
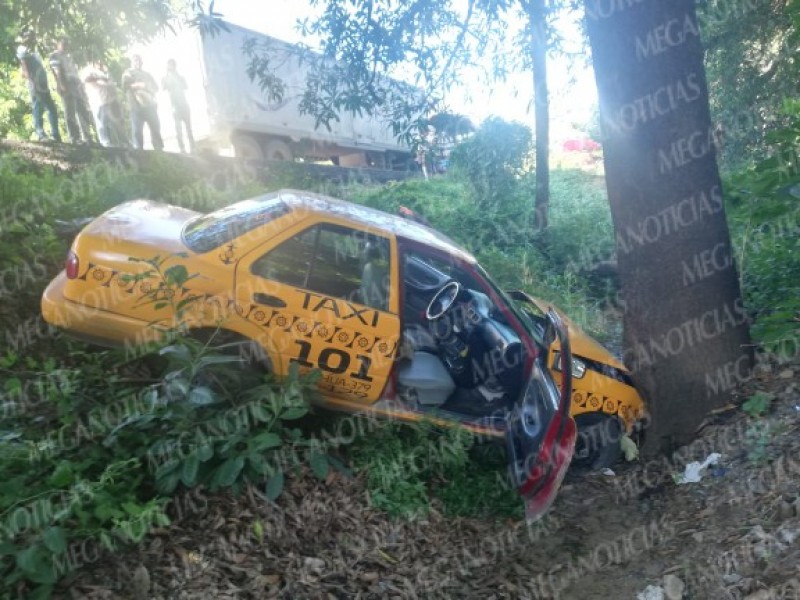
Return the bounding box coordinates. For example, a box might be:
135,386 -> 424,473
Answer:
135,22 -> 413,168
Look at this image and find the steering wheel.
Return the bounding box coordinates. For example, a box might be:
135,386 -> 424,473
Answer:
425,281 -> 461,320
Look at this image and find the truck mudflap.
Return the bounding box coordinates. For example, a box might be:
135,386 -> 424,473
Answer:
506,309 -> 576,521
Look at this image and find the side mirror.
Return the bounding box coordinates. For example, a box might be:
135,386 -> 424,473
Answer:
544,308 -> 571,412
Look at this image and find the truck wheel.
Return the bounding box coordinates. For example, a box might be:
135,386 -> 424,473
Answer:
232,135 -> 264,160
264,140 -> 293,161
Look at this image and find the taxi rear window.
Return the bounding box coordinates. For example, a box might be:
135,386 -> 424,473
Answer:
182,196 -> 290,253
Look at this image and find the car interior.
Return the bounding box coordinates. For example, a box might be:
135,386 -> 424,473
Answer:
396,249 -> 527,419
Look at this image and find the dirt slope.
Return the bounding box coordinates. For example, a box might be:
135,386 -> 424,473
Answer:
58,358 -> 800,600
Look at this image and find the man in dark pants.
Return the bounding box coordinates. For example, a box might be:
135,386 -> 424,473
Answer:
82,60 -> 127,147
162,59 -> 195,153
16,30 -> 61,142
49,37 -> 96,144
122,54 -> 163,150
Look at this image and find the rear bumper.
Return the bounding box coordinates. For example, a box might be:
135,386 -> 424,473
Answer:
41,271 -> 159,347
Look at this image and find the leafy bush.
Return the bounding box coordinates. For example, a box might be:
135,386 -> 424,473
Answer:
0,329 -> 326,596
347,420 -> 522,519
449,117 -> 532,208
348,421 -> 474,517
724,104 -> 800,350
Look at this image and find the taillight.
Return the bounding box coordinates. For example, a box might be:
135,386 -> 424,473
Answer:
65,251 -> 79,279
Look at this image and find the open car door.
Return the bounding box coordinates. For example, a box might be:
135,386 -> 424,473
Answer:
505,309 -> 577,520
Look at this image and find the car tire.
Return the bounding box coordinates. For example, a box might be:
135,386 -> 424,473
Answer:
571,413 -> 623,472
264,139 -> 293,161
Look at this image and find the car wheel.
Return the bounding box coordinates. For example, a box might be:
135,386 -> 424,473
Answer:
571,413 -> 622,472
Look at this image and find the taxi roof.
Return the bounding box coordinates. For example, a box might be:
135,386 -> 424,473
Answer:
275,189 -> 476,264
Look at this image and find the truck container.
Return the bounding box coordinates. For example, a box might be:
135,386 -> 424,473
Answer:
134,22 -> 413,168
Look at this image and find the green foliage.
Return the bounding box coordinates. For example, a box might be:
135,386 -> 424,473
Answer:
542,169 -> 614,272
741,392 -> 773,418
0,71 -> 31,140
724,108 -> 800,350
699,0 -> 798,169
348,421 -> 522,519
433,444 -> 523,519
348,421 -> 475,518
449,117 -> 533,209
0,326 -> 324,594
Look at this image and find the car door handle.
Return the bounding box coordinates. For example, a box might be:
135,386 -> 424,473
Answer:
253,293 -> 286,308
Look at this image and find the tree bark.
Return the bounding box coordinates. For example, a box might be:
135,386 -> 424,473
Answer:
583,0 -> 752,454
529,0 -> 550,231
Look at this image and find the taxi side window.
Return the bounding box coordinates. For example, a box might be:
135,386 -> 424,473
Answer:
251,224 -> 391,311
251,227 -> 317,288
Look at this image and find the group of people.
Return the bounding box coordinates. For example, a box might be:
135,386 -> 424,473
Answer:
15,29 -> 195,153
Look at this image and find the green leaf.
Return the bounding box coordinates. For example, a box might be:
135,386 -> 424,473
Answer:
16,545 -> 39,574
309,452 -> 329,480
252,431 -> 281,451
48,462 -> 75,487
252,519 -> 264,543
164,265 -> 190,286
42,527 -> 67,554
156,470 -> 181,495
248,452 -> 268,474
250,404 -> 271,423
265,471 -> 284,501
16,545 -> 56,583
181,455 -> 200,486
155,459 -> 180,479
216,456 -> 245,487
0,540 -> 17,557
188,386 -> 217,406
197,444 -> 213,462
280,406 -> 308,420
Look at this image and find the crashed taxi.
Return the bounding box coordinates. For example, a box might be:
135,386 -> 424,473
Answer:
41,189 -> 642,517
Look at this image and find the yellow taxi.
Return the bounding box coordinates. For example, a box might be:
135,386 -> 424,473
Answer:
42,189 -> 644,516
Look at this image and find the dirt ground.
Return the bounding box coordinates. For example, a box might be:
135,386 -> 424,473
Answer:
55,353 -> 800,600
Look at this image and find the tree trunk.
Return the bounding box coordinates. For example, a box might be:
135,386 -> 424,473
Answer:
529,0 -> 550,231
584,0 -> 752,455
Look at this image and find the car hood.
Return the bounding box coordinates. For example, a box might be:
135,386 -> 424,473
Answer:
525,295 -> 629,373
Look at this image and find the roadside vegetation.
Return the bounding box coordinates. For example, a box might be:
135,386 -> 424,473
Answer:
0,109 -> 798,594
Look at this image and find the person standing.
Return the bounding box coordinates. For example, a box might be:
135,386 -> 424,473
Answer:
81,60 -> 127,147
16,30 -> 61,142
49,37 -> 96,144
161,59 -> 195,153
122,54 -> 163,150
